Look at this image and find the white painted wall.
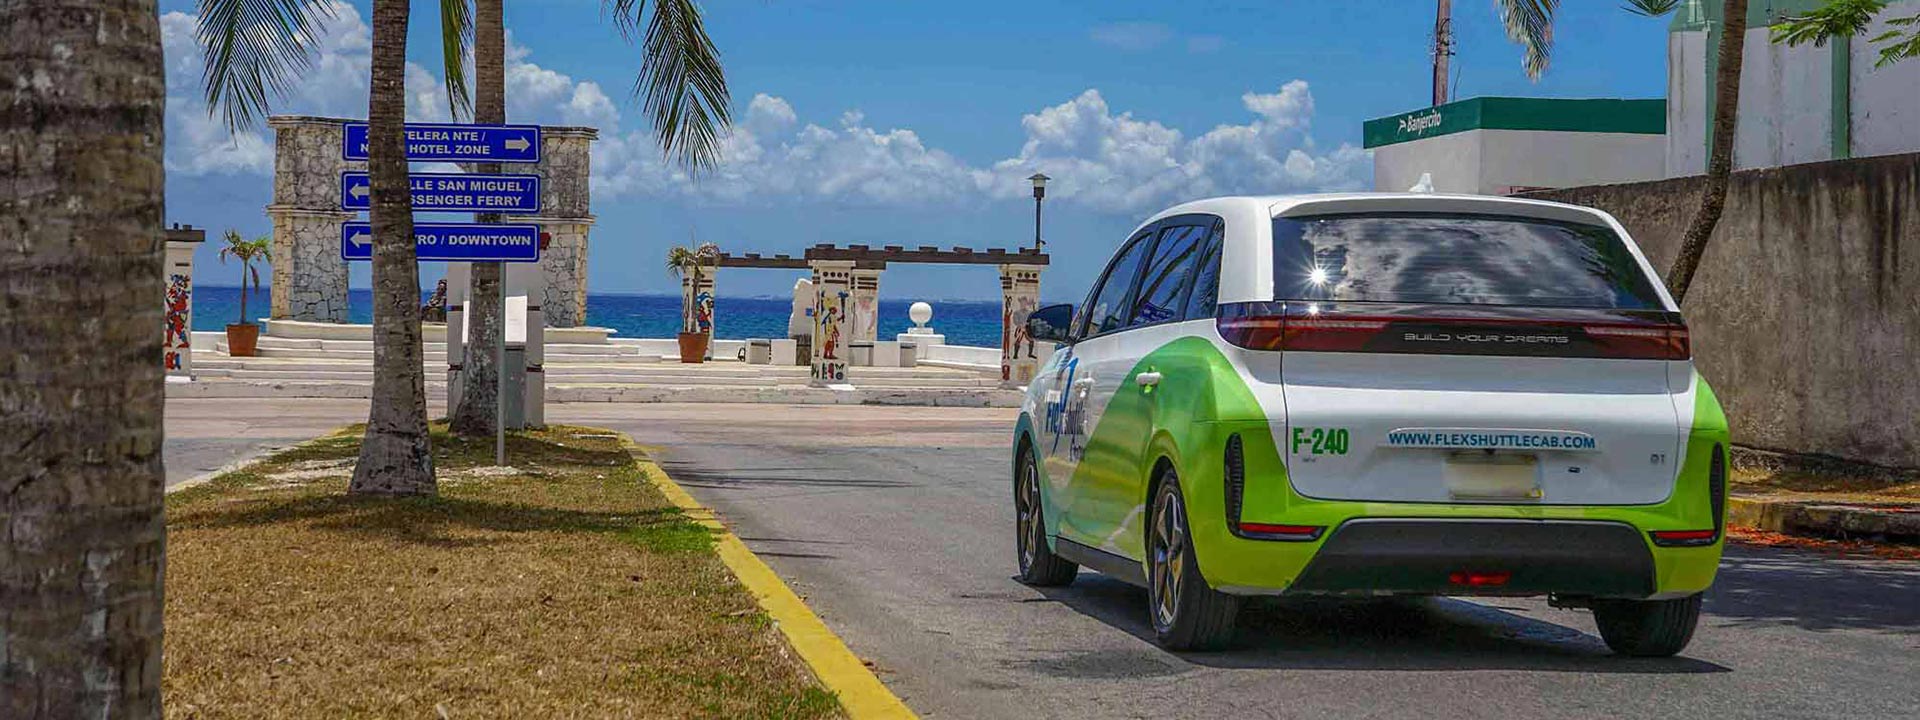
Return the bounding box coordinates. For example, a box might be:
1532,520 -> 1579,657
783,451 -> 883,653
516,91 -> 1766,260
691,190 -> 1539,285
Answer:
1374,131 -> 1481,194
1668,2 -> 1920,174
1477,129 -> 1666,191
1668,30 -> 1710,176
1850,7 -> 1920,159
1375,129 -> 1664,195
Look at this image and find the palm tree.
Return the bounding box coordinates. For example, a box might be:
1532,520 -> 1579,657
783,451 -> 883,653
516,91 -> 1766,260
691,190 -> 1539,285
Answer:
352,0 -> 440,494
666,241 -> 722,333
2,0 -> 167,713
197,0 -> 438,494
452,0 -> 733,435
1626,0 -> 1747,302
219,229 -> 272,325
1432,0 -> 1559,104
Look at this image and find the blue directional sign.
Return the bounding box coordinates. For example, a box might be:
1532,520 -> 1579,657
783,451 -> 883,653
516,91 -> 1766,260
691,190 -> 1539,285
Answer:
339,171 -> 541,213
341,122 -> 541,163
340,222 -> 541,262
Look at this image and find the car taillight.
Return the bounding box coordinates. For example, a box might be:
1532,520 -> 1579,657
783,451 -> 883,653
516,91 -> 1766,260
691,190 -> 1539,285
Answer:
1217,302 -> 1689,360
1582,322 -> 1691,360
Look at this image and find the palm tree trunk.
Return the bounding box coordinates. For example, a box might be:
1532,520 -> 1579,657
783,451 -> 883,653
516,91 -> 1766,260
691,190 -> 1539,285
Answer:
450,0 -> 507,437
351,0 -> 437,495
1,0 -> 166,714
1667,0 -> 1748,302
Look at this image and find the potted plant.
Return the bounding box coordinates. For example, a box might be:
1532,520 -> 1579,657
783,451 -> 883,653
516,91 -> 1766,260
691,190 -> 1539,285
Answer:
218,229 -> 270,357
666,241 -> 720,363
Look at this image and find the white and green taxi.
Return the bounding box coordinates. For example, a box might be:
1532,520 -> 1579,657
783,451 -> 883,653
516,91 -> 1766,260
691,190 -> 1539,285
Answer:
1011,193 -> 1727,655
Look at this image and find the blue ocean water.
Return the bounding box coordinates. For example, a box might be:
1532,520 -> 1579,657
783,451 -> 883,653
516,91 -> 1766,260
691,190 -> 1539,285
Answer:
192,286 -> 1008,348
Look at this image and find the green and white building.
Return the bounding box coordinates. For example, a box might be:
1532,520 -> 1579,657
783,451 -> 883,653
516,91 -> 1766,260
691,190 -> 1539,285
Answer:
1368,0 -> 1920,194
1365,97 -> 1668,195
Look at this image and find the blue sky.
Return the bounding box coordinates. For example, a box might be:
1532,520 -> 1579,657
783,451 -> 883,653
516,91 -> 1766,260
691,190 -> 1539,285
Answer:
161,0 -> 1671,301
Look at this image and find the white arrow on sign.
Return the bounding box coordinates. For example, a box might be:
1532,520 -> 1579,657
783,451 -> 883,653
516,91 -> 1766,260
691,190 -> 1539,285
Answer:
348,231 -> 372,247
504,137 -> 531,151
349,183 -> 370,199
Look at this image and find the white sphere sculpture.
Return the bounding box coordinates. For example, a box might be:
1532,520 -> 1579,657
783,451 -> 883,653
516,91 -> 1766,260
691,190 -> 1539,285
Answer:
909,301 -> 934,328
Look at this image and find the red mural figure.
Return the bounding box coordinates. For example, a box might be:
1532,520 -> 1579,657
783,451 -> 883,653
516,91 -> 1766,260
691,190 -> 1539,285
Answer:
164,273 -> 191,370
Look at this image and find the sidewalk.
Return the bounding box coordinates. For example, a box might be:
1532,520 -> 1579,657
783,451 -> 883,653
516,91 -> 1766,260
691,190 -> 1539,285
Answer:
1729,449 -> 1920,545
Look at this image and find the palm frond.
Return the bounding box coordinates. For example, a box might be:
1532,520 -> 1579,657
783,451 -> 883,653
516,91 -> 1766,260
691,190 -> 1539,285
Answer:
440,0 -> 476,121
1774,0 -> 1886,47
1621,0 -> 1682,17
196,0 -> 338,132
1495,0 -> 1559,80
606,0 -> 734,171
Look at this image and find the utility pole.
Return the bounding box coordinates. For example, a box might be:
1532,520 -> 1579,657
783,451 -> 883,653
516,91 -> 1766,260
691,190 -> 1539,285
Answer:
1433,0 -> 1453,107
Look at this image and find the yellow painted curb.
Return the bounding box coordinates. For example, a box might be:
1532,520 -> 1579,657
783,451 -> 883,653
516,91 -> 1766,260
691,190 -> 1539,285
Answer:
620,438 -> 918,720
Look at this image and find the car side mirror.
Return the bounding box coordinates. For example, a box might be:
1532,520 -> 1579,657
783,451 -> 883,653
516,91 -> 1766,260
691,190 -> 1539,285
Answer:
1026,303 -> 1075,344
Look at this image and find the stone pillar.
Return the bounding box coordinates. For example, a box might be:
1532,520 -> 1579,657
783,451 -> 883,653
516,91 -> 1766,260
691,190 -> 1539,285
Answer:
506,125 -> 597,328
162,224 -> 206,377
809,260 -> 854,385
850,267 -> 882,346
266,116 -> 358,322
999,264 -> 1044,388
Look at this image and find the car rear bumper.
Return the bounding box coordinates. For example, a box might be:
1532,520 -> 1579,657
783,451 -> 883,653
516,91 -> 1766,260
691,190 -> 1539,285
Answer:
1283,518 -> 1655,597
1202,512 -> 1721,599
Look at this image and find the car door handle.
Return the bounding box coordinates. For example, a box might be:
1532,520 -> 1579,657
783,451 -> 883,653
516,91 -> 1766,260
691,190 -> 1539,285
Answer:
1135,371 -> 1162,387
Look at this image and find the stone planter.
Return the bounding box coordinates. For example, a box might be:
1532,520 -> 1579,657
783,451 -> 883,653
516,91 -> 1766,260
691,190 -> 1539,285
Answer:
226,323 -> 261,357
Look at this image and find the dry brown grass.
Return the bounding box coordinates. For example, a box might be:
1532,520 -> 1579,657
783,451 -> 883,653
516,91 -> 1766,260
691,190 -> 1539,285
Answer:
163,425 -> 841,720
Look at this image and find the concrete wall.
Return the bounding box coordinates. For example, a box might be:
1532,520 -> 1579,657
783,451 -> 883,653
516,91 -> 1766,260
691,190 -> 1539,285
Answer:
1532,152 -> 1920,468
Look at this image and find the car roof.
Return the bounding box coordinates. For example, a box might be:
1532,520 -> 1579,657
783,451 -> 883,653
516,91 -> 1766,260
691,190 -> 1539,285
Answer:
1141,192 -> 1618,228
1127,192 -> 1677,312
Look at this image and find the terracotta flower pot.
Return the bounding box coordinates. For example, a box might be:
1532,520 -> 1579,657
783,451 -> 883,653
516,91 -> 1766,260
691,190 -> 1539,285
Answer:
226,323 -> 261,357
677,331 -> 710,364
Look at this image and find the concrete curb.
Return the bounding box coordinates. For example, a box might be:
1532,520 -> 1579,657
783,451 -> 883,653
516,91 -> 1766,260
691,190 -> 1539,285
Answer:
1728,495 -> 1920,541
619,437 -> 918,720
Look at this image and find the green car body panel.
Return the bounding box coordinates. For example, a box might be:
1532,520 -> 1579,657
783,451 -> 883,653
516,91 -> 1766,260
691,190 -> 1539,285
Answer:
1017,336 -> 1729,598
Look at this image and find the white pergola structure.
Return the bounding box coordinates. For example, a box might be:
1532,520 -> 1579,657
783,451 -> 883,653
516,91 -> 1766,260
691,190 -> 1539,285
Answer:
705,244 -> 1051,388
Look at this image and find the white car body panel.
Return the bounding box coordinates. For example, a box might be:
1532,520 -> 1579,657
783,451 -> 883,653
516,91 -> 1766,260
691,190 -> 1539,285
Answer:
1033,192 -> 1698,513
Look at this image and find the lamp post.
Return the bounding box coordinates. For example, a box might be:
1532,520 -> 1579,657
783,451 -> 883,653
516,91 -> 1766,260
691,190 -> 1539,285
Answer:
1028,172 -> 1049,253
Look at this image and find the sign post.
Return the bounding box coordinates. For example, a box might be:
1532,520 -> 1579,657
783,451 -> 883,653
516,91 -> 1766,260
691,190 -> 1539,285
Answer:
343,121 -> 543,468
339,222 -> 541,263
342,122 -> 542,163
340,172 -> 540,213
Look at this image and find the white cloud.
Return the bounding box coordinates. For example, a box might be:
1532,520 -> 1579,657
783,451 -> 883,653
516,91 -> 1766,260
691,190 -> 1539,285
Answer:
162,9 -> 1367,213
1088,22 -> 1175,52
591,81 -> 1368,213
161,9 -> 617,177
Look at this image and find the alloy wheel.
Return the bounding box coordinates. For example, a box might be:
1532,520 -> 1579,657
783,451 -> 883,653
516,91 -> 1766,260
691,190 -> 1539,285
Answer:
1150,485 -> 1187,631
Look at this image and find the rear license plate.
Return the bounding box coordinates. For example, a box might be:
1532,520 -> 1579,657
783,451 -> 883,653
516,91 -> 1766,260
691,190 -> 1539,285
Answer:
1445,451 -> 1542,501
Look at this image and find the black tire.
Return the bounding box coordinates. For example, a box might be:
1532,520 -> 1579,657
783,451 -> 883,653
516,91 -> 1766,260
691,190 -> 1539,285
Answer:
1147,473 -> 1240,651
1592,594 -> 1703,657
1015,444 -> 1077,586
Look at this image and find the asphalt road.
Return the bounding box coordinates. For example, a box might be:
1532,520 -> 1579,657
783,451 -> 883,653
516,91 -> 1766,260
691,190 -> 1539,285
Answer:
565,403 -> 1920,720
162,397 -> 419,487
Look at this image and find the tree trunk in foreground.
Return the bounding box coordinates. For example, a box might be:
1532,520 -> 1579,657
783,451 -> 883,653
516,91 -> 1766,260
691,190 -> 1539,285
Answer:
1667,0 -> 1748,302
1,0 -> 167,714
449,0 -> 508,438
352,0 -> 437,495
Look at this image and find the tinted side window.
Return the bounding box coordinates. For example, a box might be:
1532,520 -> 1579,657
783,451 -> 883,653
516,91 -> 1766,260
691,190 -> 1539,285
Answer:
1130,224 -> 1208,327
1181,222 -> 1224,321
1082,229 -> 1158,337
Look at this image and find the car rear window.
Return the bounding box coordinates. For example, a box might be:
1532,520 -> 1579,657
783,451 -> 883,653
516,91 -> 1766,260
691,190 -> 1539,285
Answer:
1272,213 -> 1665,309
